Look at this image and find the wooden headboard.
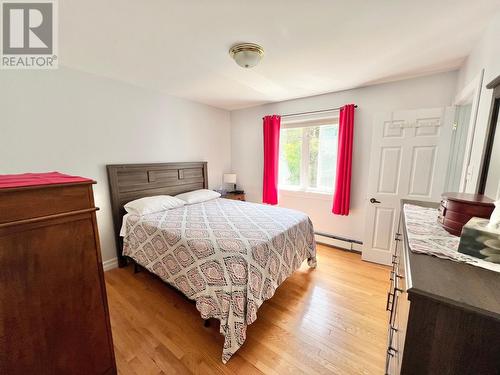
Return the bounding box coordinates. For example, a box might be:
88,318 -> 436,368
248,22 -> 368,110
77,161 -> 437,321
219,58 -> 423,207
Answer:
106,162 -> 208,267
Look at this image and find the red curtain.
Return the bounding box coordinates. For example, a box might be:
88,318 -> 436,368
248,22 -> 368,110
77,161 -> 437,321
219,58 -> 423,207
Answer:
262,115 -> 281,205
332,104 -> 356,215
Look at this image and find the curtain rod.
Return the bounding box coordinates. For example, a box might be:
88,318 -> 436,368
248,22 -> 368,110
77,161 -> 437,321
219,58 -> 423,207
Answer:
281,105 -> 358,118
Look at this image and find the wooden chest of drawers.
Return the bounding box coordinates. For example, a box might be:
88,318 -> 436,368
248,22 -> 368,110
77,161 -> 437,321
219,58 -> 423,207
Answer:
0,174 -> 116,375
385,200 -> 500,375
439,192 -> 494,236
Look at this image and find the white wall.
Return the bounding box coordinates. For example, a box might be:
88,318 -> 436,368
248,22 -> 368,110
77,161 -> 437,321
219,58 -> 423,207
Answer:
456,12 -> 500,198
0,67 -> 231,263
230,72 -> 458,242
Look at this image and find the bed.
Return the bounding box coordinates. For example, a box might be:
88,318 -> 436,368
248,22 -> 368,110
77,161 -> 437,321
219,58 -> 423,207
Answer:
107,162 -> 317,363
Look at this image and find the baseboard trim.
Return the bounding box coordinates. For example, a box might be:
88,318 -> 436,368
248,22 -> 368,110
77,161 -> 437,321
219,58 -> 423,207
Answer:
315,234 -> 362,253
103,257 -> 119,271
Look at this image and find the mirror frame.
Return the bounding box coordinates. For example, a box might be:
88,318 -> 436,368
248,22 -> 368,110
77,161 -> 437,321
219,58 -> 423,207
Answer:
453,69 -> 484,192
478,74 -> 500,195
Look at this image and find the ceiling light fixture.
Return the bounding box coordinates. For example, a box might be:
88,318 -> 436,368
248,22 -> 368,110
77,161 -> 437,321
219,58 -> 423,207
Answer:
229,43 -> 264,69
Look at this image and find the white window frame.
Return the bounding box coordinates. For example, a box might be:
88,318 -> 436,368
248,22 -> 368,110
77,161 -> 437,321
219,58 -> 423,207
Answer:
279,114 -> 339,195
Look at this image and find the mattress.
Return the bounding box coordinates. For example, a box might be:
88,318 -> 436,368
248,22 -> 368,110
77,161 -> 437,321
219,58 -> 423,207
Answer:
120,198 -> 317,362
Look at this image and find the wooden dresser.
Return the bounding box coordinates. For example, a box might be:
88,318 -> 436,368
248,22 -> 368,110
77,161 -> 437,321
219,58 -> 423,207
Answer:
0,173 -> 116,375
385,200 -> 500,375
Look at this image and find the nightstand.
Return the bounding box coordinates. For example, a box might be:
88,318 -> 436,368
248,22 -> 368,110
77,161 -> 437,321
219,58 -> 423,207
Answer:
221,191 -> 246,201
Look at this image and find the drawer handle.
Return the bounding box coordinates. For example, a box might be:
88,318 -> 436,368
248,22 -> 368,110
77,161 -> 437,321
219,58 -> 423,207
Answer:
387,288 -> 403,323
386,291 -> 394,311
391,256 -> 399,268
386,288 -> 402,310
390,270 -> 404,281
387,346 -> 398,356
390,290 -> 401,320
391,262 -> 397,274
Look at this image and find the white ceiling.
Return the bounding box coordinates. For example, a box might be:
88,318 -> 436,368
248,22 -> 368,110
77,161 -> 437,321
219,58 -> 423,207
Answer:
60,0 -> 500,110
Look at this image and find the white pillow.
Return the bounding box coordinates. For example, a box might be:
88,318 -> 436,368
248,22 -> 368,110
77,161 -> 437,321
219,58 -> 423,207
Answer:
175,189 -> 221,204
124,195 -> 185,215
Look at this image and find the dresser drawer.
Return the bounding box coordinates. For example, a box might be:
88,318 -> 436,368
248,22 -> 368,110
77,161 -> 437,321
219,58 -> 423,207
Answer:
0,184 -> 93,224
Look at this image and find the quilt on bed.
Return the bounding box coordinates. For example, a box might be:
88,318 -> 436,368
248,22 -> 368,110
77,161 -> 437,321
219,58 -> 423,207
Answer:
120,198 -> 317,363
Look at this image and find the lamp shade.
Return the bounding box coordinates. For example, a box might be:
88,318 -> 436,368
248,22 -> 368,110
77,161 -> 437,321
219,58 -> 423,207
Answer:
223,173 -> 237,184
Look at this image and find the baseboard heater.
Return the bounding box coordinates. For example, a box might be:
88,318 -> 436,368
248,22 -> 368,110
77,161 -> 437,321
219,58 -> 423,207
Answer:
314,231 -> 363,253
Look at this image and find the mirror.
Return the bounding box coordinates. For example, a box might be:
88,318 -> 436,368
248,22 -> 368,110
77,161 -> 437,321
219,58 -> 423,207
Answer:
445,104 -> 472,192
444,70 -> 483,192
479,75 -> 500,200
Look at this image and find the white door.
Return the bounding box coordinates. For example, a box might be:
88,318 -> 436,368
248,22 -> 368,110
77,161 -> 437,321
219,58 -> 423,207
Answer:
362,107 -> 453,265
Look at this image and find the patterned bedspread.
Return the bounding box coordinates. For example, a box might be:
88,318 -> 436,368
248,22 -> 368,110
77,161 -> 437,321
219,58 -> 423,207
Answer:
120,198 -> 317,363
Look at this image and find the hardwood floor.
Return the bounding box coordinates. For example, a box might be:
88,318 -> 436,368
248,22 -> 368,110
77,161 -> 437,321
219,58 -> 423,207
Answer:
105,245 -> 390,374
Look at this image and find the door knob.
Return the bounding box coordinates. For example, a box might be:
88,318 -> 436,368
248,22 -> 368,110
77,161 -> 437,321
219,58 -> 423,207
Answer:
370,198 -> 381,204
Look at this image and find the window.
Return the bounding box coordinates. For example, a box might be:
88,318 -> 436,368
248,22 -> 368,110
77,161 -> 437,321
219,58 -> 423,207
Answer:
279,121 -> 338,193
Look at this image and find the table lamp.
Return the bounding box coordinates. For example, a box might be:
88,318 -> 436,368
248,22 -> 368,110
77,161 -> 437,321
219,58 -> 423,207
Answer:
223,173 -> 237,192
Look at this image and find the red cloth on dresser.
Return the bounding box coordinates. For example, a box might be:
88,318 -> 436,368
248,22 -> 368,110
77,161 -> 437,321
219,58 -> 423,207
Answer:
0,172 -> 92,189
